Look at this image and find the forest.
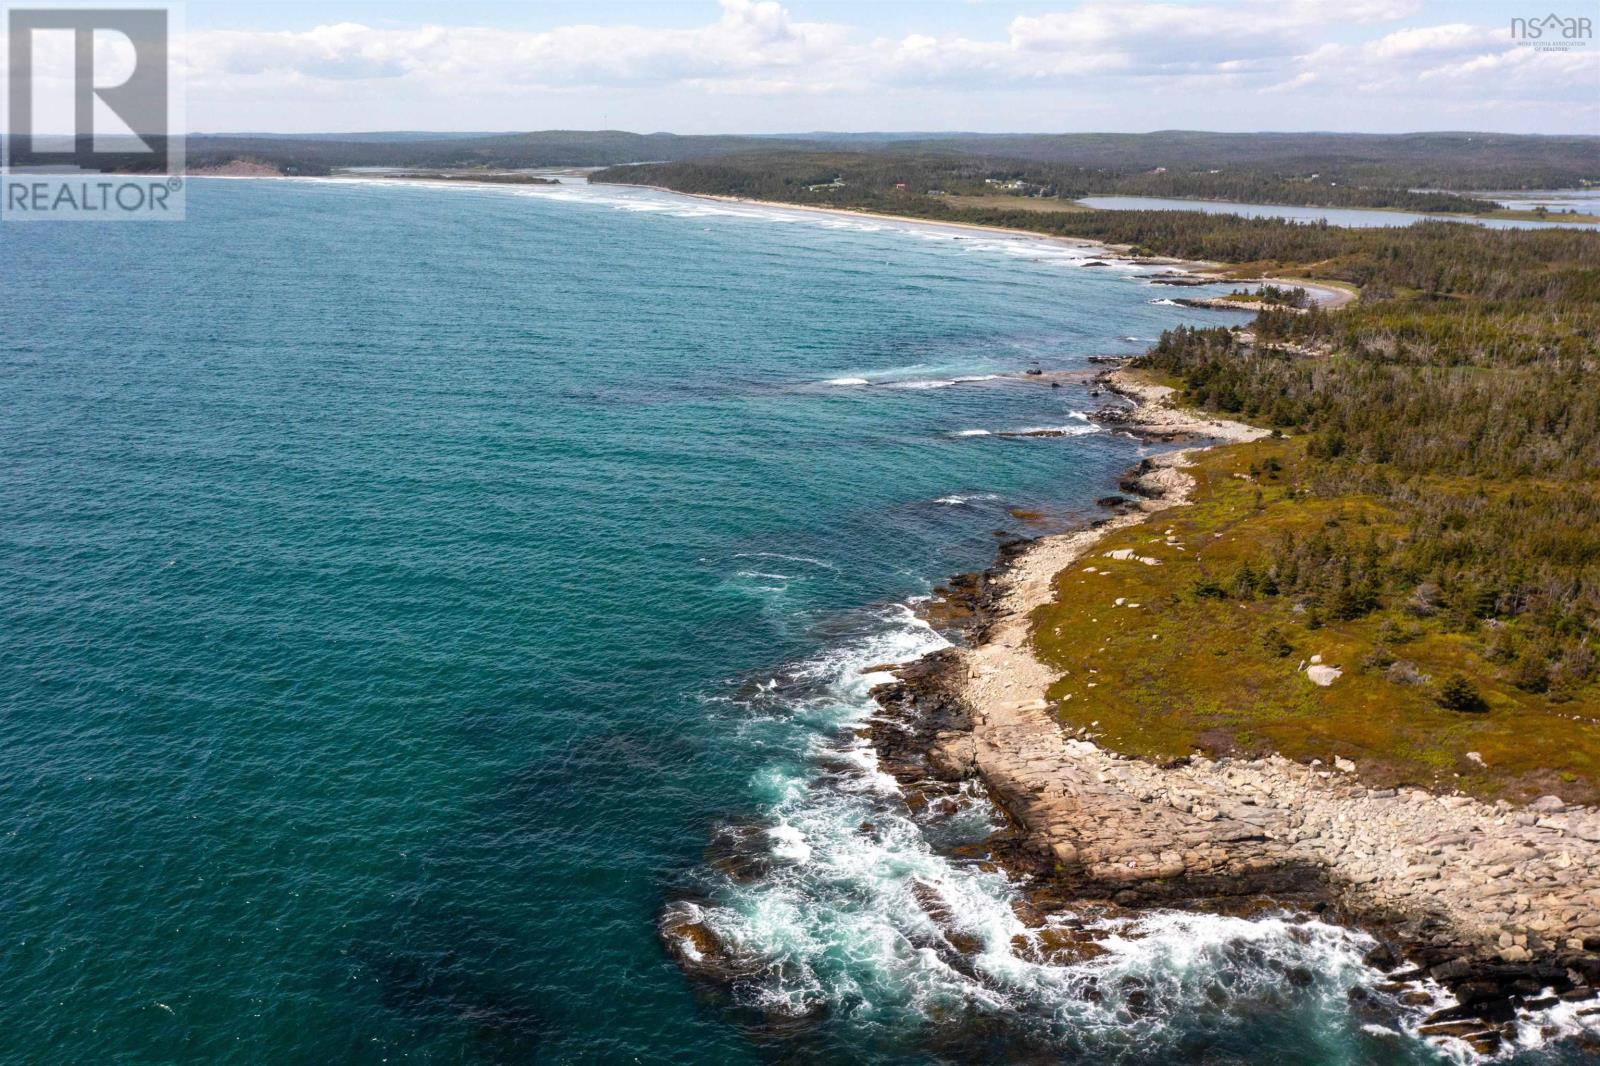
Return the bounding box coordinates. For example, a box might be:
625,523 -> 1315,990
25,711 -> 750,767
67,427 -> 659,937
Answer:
592,152 -> 1510,213
1133,228 -> 1599,702
159,129 -> 1600,192
142,129 -> 1598,204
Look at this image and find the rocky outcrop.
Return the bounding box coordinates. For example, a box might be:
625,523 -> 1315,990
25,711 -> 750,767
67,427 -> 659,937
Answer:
870,445 -> 1600,1044
1093,369 -> 1271,442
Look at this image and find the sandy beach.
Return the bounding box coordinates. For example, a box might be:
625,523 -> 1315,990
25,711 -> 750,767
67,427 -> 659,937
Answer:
588,180 -> 1359,309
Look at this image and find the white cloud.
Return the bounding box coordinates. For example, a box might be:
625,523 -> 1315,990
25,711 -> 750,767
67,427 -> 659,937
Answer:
1366,23 -> 1502,59
176,0 -> 851,93
172,0 -> 1431,93
3,0 -> 1592,133
1267,20 -> 1599,103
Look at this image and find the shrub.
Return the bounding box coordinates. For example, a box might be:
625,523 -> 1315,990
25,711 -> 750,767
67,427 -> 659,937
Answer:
1361,644 -> 1397,671
1377,618 -> 1417,646
1511,649 -> 1551,693
1436,674 -> 1487,713
1259,627 -> 1294,658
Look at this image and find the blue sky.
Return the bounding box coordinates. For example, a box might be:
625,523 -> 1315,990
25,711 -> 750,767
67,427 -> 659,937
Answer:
107,1 -> 1600,132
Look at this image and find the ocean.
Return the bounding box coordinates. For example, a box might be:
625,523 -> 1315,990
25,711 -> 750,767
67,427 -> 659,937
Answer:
1,177 -> 1589,1063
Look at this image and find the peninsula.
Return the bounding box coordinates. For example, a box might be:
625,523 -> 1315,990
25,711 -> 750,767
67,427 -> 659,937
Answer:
611,156 -> 1600,1056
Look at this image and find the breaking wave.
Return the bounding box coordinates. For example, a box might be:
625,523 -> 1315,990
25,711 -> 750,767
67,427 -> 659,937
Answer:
658,604 -> 1474,1062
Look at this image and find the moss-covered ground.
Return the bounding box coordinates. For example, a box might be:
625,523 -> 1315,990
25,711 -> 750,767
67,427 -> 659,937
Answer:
1031,435 -> 1600,804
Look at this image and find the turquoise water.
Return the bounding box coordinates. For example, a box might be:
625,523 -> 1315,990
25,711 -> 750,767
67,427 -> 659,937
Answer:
1,178 -> 1591,1064
1076,194 -> 1600,230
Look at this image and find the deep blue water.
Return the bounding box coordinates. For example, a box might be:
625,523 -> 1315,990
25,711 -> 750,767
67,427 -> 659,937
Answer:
2,178 -> 1593,1064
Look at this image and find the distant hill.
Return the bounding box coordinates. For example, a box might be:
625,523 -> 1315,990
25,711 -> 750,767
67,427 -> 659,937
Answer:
873,131 -> 1600,190
182,130 -> 838,175
90,129 -> 1596,188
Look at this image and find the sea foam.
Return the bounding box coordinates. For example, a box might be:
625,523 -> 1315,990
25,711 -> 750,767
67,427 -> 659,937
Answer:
672,603 -> 1428,1059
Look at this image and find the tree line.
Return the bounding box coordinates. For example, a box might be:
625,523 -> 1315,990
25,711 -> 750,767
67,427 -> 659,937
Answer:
592,153 -> 1509,214
1134,226 -> 1598,700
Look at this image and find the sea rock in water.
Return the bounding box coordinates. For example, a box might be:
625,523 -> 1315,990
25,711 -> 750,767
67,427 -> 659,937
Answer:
659,902 -> 735,977
1010,926 -> 1110,966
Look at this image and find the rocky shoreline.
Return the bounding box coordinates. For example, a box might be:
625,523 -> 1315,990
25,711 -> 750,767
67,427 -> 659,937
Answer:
868,370 -> 1600,1057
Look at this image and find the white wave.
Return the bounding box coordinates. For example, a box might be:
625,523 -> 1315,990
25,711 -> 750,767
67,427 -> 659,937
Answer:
271,178 -> 1146,283
934,492 -> 1001,506
950,429 -> 992,437
1149,298 -> 1182,306
1395,978 -> 1600,1062
680,598 -> 1436,1057
1006,423 -> 1102,437
733,552 -> 838,570
879,373 -> 1006,391
824,377 -> 870,386
887,378 -> 958,390
768,823 -> 814,864
1504,994 -> 1600,1056
724,569 -> 792,596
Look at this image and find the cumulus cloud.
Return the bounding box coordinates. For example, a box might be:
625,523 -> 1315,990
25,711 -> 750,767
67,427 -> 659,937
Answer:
159,0 -> 1593,102
1365,22 -> 1502,60
175,0 -> 851,93
4,0 -> 1591,132
1265,19 -> 1599,104
168,0 -> 1421,92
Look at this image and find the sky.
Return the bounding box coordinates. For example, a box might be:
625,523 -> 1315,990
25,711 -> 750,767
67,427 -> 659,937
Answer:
13,0 -> 1600,134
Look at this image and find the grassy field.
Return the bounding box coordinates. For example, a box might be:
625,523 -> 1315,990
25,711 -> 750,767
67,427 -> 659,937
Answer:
943,194 -> 1093,214
1030,432 -> 1600,805
1485,208 -> 1600,224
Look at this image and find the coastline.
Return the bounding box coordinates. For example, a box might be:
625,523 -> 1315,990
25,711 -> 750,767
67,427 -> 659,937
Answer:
199,170 -> 1355,308
191,167 -> 1595,1051
588,180 -> 1359,309
870,366 -> 1600,1056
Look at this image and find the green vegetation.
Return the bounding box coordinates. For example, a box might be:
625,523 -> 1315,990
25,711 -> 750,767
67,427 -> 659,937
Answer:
1223,285 -> 1310,308
394,172 -> 557,184
1031,437 -> 1600,805
1490,207 -> 1600,224
855,131 -> 1600,192
1437,675 -> 1487,713
177,130 -> 836,176
593,151 -> 1509,214
593,152 -> 1600,790
1023,215 -> 1599,803
1134,227 -> 1598,666
159,130 -> 1600,191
